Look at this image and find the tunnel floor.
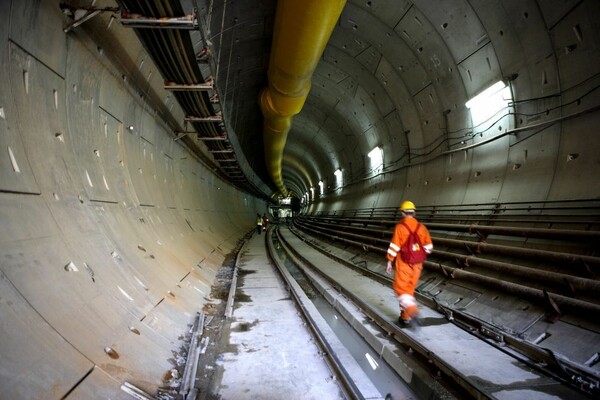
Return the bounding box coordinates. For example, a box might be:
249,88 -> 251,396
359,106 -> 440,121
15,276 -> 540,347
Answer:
189,227 -> 591,400
194,231 -> 344,400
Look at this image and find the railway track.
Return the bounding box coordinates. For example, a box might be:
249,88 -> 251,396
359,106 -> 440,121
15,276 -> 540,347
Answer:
264,225 -> 592,400
266,227 -> 457,400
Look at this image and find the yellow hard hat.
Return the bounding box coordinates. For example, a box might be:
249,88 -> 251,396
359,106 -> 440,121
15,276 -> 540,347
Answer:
400,200 -> 416,212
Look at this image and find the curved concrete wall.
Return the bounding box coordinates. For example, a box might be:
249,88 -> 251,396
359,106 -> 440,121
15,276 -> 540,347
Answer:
299,0 -> 600,213
2,0 -> 600,397
0,1 -> 263,398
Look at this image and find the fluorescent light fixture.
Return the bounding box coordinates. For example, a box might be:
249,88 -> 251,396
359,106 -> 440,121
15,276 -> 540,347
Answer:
465,81 -> 506,109
465,81 -> 511,126
367,146 -> 381,159
368,146 -> 383,172
318,180 -> 324,194
334,168 -> 343,187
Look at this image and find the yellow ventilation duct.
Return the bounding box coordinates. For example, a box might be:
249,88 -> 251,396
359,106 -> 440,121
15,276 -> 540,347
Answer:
259,0 -> 347,196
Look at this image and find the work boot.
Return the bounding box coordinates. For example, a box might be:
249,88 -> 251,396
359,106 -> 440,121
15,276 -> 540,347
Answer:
397,317 -> 412,328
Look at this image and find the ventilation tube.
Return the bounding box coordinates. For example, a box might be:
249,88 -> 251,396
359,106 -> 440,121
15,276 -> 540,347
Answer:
259,0 -> 347,196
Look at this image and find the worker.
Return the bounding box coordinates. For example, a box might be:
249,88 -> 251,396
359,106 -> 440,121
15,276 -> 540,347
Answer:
256,213 -> 263,235
385,201 -> 433,327
262,213 -> 269,231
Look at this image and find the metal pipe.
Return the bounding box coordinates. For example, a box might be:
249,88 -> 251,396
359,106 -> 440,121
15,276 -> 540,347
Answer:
326,214 -> 600,225
428,263 -> 600,317
433,250 -> 600,294
432,237 -> 600,268
298,218 -> 600,288
293,219 -> 600,316
429,222 -> 600,241
164,82 -> 214,91
120,12 -> 198,29
303,215 -> 600,241
268,230 -> 364,399
300,216 -> 600,269
259,0 -> 347,195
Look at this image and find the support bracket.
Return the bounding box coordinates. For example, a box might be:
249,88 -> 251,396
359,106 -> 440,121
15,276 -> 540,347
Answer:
120,11 -> 199,30
60,4 -> 119,33
165,81 -> 214,91
185,115 -> 222,123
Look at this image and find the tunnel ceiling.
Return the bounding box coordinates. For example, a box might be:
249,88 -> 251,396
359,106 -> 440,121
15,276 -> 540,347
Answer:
203,0 -> 598,200
202,0 -> 276,191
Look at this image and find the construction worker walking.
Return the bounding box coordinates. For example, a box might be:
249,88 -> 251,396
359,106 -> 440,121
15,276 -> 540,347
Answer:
256,213 -> 263,234
385,201 -> 433,327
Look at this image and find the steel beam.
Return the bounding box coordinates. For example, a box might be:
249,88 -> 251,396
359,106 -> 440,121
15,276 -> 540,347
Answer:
208,149 -> 234,154
185,115 -> 222,122
173,132 -> 189,141
164,81 -> 213,91
198,136 -> 227,141
120,12 -> 198,30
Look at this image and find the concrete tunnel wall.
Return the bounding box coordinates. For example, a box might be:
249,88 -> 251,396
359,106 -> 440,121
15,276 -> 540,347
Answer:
2,0 -> 600,398
0,1 -> 264,398
301,0 -> 600,213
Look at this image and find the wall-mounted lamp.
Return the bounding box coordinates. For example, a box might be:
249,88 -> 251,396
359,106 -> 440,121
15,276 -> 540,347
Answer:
334,168 -> 343,187
465,80 -> 511,126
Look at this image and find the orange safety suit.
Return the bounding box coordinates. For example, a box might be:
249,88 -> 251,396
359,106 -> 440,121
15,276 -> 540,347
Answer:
386,216 -> 433,321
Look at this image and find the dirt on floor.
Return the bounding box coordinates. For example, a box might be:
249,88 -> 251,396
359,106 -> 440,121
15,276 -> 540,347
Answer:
191,237 -> 250,400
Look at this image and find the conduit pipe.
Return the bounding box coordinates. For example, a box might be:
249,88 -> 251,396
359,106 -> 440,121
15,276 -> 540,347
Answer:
259,0 -> 347,195
293,221 -> 600,317
296,218 -> 600,294
299,216 -> 600,269
304,216 -> 600,241
428,237 -> 600,269
432,250 -> 600,295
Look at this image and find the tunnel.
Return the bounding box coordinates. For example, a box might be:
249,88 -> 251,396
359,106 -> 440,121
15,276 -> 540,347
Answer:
0,0 -> 599,399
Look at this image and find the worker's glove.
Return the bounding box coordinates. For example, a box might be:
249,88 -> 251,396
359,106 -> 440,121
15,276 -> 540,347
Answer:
386,261 -> 393,275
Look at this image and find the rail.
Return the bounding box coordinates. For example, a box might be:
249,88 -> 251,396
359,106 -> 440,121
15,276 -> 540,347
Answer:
274,226 -> 598,398
286,222 -> 600,397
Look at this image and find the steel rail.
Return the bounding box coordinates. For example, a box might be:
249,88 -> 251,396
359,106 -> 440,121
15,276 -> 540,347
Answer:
275,227 -> 490,399
180,311 -> 205,399
286,225 -> 600,397
225,237 -> 250,319
265,229 -> 364,400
